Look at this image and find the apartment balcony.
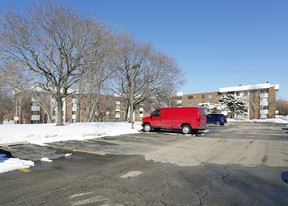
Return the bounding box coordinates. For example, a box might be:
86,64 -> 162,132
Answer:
260,110 -> 269,115
260,101 -> 269,106
31,115 -> 40,121
31,106 -> 40,111
260,93 -> 269,98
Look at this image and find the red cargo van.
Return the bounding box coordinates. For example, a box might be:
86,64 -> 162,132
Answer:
141,107 -> 206,134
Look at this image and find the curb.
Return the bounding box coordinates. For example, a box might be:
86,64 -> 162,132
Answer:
82,133 -> 107,137
0,141 -> 29,147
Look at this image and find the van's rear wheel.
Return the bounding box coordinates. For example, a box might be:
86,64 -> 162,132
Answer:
143,123 -> 152,132
182,124 -> 192,134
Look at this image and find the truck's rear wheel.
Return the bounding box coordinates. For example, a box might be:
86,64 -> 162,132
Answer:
182,124 -> 192,134
143,123 -> 152,132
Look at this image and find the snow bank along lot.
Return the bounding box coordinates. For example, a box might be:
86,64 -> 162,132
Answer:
0,119 -> 287,173
0,122 -> 142,173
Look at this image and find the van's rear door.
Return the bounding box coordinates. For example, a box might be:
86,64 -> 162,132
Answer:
199,108 -> 206,128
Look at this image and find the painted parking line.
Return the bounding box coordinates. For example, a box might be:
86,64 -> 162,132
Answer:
48,145 -> 106,156
120,135 -> 172,140
18,168 -> 30,172
90,139 -> 148,147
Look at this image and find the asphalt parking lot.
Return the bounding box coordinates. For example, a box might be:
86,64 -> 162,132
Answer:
1,122 -> 288,205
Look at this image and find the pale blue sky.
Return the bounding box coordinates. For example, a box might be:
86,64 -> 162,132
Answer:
1,0 -> 287,99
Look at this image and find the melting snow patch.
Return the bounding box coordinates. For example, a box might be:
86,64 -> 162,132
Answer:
120,171 -> 143,178
40,157 -> 53,162
65,153 -> 72,157
0,154 -> 34,173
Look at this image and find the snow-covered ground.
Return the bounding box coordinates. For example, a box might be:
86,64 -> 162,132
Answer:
227,118 -> 288,124
1,118 -> 287,174
0,122 -> 141,173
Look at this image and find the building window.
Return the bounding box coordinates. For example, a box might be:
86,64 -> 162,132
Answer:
105,111 -> 110,115
31,111 -> 40,115
208,94 -> 212,99
261,89 -> 269,93
236,92 -> 240,96
202,95 -> 205,99
72,111 -> 76,115
260,98 -> 268,102
31,102 -> 38,106
31,120 -> 40,124
188,96 -> 193,99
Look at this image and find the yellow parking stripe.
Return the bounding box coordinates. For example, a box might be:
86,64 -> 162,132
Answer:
90,139 -> 147,147
18,168 -> 30,172
48,145 -> 106,156
121,135 -> 172,140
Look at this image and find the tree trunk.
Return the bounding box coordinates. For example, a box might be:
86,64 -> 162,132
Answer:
47,114 -> 52,123
125,105 -> 129,122
56,97 -> 64,126
0,115 -> 3,124
76,101 -> 81,122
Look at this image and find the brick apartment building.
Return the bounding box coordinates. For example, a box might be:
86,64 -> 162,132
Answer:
182,82 -> 279,120
182,92 -> 221,107
14,92 -> 152,124
14,82 -> 279,124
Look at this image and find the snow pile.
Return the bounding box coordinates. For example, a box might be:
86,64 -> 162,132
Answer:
40,157 -> 53,162
250,118 -> 288,124
227,118 -> 288,124
0,122 -> 141,174
0,122 -> 142,146
0,154 -> 34,173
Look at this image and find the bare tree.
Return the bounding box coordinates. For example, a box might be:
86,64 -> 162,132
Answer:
249,89 -> 261,119
0,83 -> 14,124
111,33 -> 183,121
78,24 -> 119,122
14,92 -> 31,124
0,0 -> 96,126
276,99 -> 288,116
149,87 -> 179,110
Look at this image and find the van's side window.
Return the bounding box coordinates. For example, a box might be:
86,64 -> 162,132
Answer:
152,110 -> 161,117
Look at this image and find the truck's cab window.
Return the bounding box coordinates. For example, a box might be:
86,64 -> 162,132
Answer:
152,110 -> 161,117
